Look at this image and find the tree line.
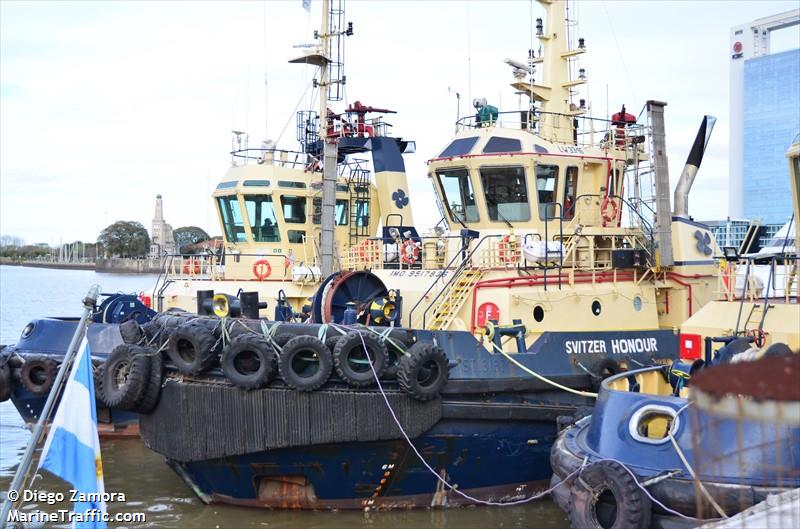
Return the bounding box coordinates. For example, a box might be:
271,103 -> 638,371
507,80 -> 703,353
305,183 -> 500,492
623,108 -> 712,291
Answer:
0,223 -> 212,261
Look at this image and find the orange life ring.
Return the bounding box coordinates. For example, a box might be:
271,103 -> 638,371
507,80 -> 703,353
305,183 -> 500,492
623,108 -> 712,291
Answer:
498,235 -> 516,264
601,197 -> 618,226
182,258 -> 200,275
401,240 -> 419,265
252,259 -> 272,281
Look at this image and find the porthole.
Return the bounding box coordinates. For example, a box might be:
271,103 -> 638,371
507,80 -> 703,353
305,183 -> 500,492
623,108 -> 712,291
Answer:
591,300 -> 602,316
21,322 -> 35,339
629,405 -> 680,444
633,296 -> 643,312
533,305 -> 545,322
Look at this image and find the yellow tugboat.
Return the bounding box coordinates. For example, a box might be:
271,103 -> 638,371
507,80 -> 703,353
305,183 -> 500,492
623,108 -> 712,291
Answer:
156,0 -> 721,357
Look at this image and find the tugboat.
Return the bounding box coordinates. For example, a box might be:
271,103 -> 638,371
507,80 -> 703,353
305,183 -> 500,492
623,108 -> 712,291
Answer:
549,138 -> 800,528
127,0 -> 736,511
0,293 -> 156,436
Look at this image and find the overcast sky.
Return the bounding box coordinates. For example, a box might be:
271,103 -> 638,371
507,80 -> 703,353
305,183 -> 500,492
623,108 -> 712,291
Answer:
1,0 -> 798,245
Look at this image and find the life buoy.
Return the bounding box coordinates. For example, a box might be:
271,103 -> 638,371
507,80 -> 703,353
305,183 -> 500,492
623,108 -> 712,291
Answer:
182,258 -> 201,275
569,460 -> 652,529
601,197 -> 618,226
252,259 -> 272,281
498,235 -> 516,264
401,240 -> 419,265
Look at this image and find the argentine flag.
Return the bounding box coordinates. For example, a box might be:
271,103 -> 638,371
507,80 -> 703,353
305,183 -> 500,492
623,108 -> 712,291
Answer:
38,337 -> 107,528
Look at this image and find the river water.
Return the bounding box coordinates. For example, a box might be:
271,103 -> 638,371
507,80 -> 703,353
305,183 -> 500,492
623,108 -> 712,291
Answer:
0,265 -> 568,528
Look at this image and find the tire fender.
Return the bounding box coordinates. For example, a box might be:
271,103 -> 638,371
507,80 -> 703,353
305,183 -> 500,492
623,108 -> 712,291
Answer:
568,460 -> 652,529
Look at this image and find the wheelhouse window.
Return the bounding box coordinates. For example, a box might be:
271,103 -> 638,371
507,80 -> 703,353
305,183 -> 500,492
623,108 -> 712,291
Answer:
355,199 -> 370,227
244,194 -> 280,242
482,136 -> 522,154
217,196 -> 247,243
280,195 -> 307,224
439,137 -> 479,158
480,166 -> 530,222
563,166 -> 579,220
312,198 -> 349,225
287,230 -> 306,244
535,164 -> 559,220
436,168 -> 479,222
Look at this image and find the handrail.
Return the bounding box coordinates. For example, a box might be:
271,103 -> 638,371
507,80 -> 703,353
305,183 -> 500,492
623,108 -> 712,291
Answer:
419,234 -> 504,328
407,236 -> 477,325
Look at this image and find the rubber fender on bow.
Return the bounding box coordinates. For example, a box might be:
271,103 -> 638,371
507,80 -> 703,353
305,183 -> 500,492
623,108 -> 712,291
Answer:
167,322 -> 218,375
119,319 -> 144,345
333,331 -> 388,387
568,460 -> 652,529
20,357 -> 58,396
134,348 -> 163,414
589,358 -> 622,391
278,335 -> 332,392
397,341 -> 449,401
102,344 -> 151,411
0,362 -> 12,402
221,334 -> 277,390
762,342 -> 793,358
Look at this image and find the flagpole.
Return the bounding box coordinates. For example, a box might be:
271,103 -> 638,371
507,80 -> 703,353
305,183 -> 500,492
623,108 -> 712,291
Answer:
1,285 -> 100,525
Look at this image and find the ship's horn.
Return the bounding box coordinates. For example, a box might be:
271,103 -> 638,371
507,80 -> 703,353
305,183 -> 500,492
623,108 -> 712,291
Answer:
673,115 -> 716,218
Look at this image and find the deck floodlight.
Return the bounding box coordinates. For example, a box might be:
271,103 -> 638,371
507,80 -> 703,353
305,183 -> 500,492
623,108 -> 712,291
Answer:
536,18 -> 543,36
578,37 -> 585,49
579,68 -> 586,80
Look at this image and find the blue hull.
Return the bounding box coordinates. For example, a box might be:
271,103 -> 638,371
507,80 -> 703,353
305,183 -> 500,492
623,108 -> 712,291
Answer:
172,419 -> 556,509
4,317 -> 139,436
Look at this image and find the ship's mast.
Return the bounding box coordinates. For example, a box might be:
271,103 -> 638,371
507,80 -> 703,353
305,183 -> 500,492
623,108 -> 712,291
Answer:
318,0 -> 337,277
531,0 -> 586,144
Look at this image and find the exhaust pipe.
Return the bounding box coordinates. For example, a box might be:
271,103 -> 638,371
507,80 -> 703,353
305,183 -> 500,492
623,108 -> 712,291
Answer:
673,115 -> 716,218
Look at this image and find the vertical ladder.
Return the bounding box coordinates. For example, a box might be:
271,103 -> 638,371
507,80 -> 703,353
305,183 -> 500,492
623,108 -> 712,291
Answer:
423,268 -> 485,331
348,165 -> 371,247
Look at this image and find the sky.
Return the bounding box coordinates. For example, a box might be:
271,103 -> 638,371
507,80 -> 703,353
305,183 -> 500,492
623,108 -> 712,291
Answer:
1,0 -> 799,245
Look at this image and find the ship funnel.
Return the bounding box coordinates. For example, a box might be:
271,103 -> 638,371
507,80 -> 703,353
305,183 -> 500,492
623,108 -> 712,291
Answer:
673,115 -> 716,218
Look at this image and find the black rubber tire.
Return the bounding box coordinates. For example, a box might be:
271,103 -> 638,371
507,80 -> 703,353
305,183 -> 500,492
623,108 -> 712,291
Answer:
134,349 -> 163,414
397,342 -> 449,401
716,337 -> 753,364
20,357 -> 58,396
568,460 -> 652,529
221,335 -> 277,390
119,320 -> 144,344
278,336 -> 332,392
93,363 -> 107,406
272,333 -> 295,348
102,344 -> 151,411
0,362 -> 11,402
167,322 -> 218,375
383,339 -> 405,380
333,331 -> 388,387
325,335 -> 343,353
762,342 -> 793,358
589,358 -> 622,392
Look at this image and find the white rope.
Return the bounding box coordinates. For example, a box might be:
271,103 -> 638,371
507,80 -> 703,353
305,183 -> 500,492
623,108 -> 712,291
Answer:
487,339 -> 598,398
353,328 -> 587,507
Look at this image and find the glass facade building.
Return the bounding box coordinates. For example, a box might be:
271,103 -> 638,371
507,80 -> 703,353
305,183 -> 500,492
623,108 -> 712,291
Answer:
741,49 -> 800,225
